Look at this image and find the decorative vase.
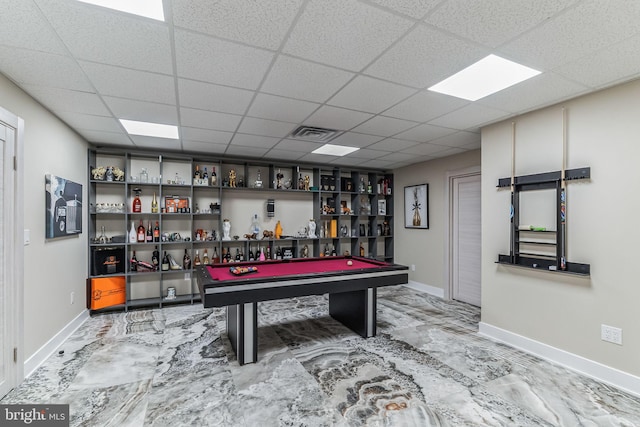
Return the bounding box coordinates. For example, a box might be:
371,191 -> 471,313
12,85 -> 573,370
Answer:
413,209 -> 421,226
222,219 -> 231,241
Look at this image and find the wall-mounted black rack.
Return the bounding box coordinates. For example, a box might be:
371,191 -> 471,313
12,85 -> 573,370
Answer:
496,167 -> 591,276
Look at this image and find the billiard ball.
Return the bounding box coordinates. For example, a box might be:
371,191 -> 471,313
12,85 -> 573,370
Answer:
347,260 -> 353,266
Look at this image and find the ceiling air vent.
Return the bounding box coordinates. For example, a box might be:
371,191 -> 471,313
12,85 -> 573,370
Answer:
289,126 -> 342,143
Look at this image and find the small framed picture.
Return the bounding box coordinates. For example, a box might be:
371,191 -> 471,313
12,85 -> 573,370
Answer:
377,200 -> 386,215
405,183 -> 429,229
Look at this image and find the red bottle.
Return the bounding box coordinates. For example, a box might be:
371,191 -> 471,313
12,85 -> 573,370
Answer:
132,189 -> 142,213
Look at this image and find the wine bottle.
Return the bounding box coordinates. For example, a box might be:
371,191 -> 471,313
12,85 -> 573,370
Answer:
359,242 -> 365,257
153,221 -> 160,242
276,246 -> 282,260
212,247 -> 220,263
331,245 -> 337,256
194,165 -> 201,180
137,220 -> 145,242
259,247 -> 266,261
367,181 -> 372,194
130,251 -> 138,272
152,246 -> 160,269
222,247 -> 228,263
194,250 -> 201,266
203,249 -> 210,265
151,192 -> 158,213
203,167 -> 208,180
183,249 -> 191,270
161,251 -> 170,271
132,189 -> 142,213
146,221 -> 153,242
235,248 -> 241,262
129,220 -> 137,243
211,166 -> 217,186
248,246 -> 255,261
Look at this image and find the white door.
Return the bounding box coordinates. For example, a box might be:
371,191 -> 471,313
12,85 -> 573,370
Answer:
452,174 -> 481,306
0,108 -> 21,398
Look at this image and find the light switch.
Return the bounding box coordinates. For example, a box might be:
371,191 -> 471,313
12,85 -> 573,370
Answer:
24,229 -> 30,245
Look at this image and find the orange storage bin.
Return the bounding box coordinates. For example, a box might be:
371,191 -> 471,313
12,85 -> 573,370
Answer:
90,276 -> 126,310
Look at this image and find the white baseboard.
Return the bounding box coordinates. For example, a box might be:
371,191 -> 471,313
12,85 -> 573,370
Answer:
24,309 -> 90,378
479,322 -> 640,398
404,281 -> 445,298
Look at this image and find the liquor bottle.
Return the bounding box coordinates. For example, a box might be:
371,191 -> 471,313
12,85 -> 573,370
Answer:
152,246 -> 160,269
359,177 -> 365,193
251,214 -> 260,236
222,247 -> 228,263
324,244 -> 330,256
137,220 -> 145,242
151,192 -> 159,213
153,221 -> 160,242
266,246 -> 271,260
194,165 -> 201,180
212,247 -> 220,263
225,249 -> 232,263
132,189 -> 142,213
276,246 -> 282,260
211,167 -> 217,186
359,242 -> 365,257
161,251 -> 170,271
248,246 -> 255,261
235,248 -> 241,262
297,166 -> 304,190
146,221 -> 153,242
331,245 -> 337,256
203,167 -> 208,180
183,249 -> 191,270
259,247 -> 266,261
130,251 -> 138,272
203,249 -> 210,265
194,250 -> 201,266
367,181 -> 372,194
129,220 -> 137,243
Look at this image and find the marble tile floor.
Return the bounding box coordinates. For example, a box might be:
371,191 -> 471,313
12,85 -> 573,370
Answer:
3,285 -> 640,426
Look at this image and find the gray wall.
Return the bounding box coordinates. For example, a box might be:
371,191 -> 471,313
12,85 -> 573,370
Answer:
0,74 -> 89,358
481,79 -> 640,377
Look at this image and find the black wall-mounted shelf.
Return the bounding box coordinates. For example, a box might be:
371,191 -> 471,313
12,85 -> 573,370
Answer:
497,167 -> 591,276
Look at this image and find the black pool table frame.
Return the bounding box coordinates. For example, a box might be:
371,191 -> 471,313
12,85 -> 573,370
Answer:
195,257 -> 408,365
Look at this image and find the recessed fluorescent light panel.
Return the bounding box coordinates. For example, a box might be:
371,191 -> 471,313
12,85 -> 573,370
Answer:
428,54 -> 541,101
76,0 -> 165,21
120,119 -> 179,139
312,144 -> 359,156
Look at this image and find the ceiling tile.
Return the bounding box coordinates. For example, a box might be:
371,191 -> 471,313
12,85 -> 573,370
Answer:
230,134 -> 281,149
382,90 -> 469,122
499,0 -> 640,71
357,158 -> 396,169
261,55 -> 355,103
171,0 -> 304,50
428,104 -> 511,131
78,130 -> 133,146
429,147 -> 466,158
476,72 -> 589,113
35,0 -> 173,73
400,142 -> 450,156
178,79 -> 254,115
330,132 -> 385,148
346,148 -> 388,160
224,145 -> 271,158
365,24 -> 488,88
303,106 -> 373,131
426,0 -> 578,48
283,0 -> 413,71
180,128 -> 233,144
0,0 -> 67,54
429,131 -> 480,148
373,151 -> 415,163
22,85 -> 110,116
103,97 -> 178,124
330,157 -> 368,166
351,116 -> 419,137
237,117 -> 296,138
57,112 -> 122,133
554,35 -> 640,89
296,152 -> 340,164
367,0 -> 441,19
264,149 -> 306,161
179,108 -> 242,132
366,138 -> 419,151
461,140 -> 481,150
394,123 -> 456,142
131,135 -> 182,150
182,140 -> 229,154
0,47 -> 92,91
174,29 -> 274,90
80,61 -> 176,105
247,93 -> 320,122
272,139 -> 322,153
327,76 -> 416,114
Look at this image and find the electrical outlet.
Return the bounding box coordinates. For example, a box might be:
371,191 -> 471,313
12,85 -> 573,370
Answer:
411,264 -> 416,271
184,272 -> 191,281
601,324 -> 622,345
70,291 -> 75,305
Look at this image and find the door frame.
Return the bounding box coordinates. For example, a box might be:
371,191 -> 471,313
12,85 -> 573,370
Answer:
0,105 -> 24,397
444,166 -> 480,301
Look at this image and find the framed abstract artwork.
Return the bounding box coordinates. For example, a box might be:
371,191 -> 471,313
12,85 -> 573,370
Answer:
404,184 -> 428,229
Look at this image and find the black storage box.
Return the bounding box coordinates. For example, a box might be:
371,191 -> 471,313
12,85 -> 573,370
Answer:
92,246 -> 125,276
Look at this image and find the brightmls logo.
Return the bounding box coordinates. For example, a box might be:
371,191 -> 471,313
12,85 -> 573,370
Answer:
1,405 -> 69,426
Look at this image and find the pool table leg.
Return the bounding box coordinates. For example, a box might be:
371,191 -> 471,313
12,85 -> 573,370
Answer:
226,302 -> 258,365
329,287 -> 377,338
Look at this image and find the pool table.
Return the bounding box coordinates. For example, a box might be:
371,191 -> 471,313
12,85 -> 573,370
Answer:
195,256 -> 408,365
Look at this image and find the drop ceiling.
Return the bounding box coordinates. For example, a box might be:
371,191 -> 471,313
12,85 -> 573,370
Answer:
1,0 -> 639,169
